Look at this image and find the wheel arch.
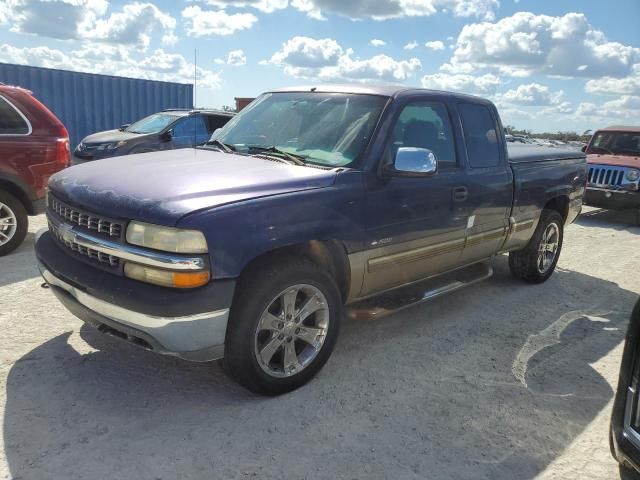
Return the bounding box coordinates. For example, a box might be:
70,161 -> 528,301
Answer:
236,239 -> 352,302
0,178 -> 33,214
543,195 -> 570,222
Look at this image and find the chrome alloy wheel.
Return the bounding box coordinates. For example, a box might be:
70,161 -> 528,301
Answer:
537,222 -> 560,274
254,284 -> 330,378
0,202 -> 17,246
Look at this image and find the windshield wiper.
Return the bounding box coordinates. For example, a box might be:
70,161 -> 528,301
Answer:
247,145 -> 306,166
204,139 -> 235,153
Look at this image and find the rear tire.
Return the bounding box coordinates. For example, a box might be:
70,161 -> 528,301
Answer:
0,190 -> 28,257
223,257 -> 341,395
509,209 -> 564,283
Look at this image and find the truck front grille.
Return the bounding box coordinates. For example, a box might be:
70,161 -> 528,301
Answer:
49,195 -> 122,239
588,166 -> 625,187
49,221 -> 120,268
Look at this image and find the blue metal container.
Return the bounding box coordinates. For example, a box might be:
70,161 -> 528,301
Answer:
0,63 -> 193,148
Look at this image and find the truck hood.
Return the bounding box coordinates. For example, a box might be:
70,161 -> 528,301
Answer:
49,148 -> 337,225
81,129 -> 144,145
586,153 -> 640,169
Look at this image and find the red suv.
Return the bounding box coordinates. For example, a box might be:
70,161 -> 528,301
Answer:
0,84 -> 70,255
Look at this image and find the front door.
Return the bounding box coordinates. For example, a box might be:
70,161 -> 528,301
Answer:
170,115 -> 209,148
361,99 -> 469,297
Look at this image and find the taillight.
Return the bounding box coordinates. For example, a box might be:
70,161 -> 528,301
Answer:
53,124 -> 70,167
55,137 -> 70,168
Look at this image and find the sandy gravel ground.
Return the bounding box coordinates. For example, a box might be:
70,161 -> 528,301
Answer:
1,208 -> 639,480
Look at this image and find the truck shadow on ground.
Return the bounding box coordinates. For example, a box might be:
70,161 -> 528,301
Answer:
3,257 -> 638,480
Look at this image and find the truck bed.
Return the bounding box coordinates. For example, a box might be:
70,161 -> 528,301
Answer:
508,144 -> 585,163
503,144 -> 587,253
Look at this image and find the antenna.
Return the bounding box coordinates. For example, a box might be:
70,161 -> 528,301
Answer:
193,48 -> 197,147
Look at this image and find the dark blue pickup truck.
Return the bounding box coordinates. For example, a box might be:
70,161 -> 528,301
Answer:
35,85 -> 587,395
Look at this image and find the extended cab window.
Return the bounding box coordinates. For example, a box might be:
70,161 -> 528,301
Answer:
0,96 -> 29,135
459,103 -> 500,168
388,101 -> 457,169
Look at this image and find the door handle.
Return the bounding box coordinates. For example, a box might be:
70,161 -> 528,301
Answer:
453,186 -> 468,202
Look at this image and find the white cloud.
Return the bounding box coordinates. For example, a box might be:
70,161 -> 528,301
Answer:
226,49 -> 247,66
266,36 -> 421,82
0,0 -> 107,40
420,72 -> 501,94
0,43 -> 222,89
575,95 -> 640,120
182,6 -> 257,36
0,1 -> 176,50
443,12 -> 640,79
269,36 -> 343,70
403,41 -> 418,50
498,106 -> 534,122
370,39 -> 386,47
335,54 -> 421,82
204,0 -> 288,13
290,0 -> 499,21
500,83 -> 564,106
425,40 -> 445,51
540,101 -> 573,115
89,2 -> 177,49
585,66 -> 640,96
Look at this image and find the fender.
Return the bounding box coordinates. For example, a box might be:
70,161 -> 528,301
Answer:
178,170 -> 367,280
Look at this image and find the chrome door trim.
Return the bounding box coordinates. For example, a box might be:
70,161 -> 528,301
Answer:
367,236 -> 465,274
465,227 -> 507,248
513,219 -> 535,233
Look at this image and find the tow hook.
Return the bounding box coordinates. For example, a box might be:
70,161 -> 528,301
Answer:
41,282 -> 50,289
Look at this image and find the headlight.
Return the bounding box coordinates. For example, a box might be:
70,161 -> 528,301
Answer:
124,263 -> 210,288
126,221 -> 208,253
97,141 -> 125,150
627,169 -> 640,182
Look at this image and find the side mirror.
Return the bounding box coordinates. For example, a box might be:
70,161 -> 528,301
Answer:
385,147 -> 438,178
119,124 -> 130,131
161,129 -> 173,142
581,145 -> 587,153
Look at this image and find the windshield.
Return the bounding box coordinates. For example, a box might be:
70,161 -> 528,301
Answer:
589,131 -> 640,156
126,113 -> 180,134
210,92 -> 388,167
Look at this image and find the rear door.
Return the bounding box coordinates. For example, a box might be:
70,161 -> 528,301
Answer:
360,97 -> 469,297
456,102 -> 512,264
0,93 -> 46,194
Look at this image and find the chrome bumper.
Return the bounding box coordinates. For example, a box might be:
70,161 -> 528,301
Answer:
41,267 -> 229,362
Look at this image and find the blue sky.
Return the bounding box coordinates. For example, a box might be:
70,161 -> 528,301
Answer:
0,0 -> 638,132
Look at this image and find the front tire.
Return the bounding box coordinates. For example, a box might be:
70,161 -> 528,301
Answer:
0,191 -> 28,257
223,258 -> 341,395
509,209 -> 564,283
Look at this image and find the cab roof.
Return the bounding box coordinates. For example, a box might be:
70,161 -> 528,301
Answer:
161,108 -> 235,117
267,84 -> 492,104
598,125 -> 640,132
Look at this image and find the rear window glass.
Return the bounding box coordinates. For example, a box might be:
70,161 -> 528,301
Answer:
459,103 -> 500,168
0,96 -> 29,135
